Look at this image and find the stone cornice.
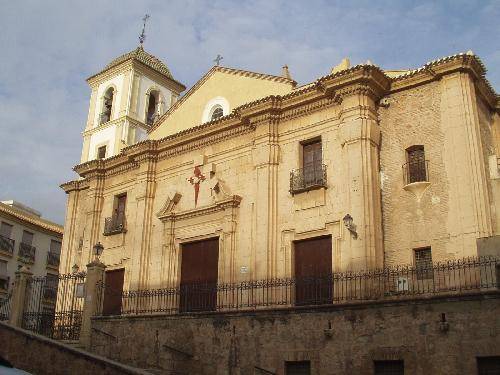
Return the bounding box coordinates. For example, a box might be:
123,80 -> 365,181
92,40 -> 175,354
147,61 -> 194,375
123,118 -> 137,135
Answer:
390,52 -> 498,109
83,116 -> 149,137
157,195 -> 242,222
60,179 -> 90,193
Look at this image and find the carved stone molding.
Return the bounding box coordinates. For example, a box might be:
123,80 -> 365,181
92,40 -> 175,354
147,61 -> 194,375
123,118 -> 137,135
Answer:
157,195 -> 242,222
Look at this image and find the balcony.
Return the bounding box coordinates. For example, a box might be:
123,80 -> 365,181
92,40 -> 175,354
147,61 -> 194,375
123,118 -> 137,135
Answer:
104,215 -> 126,236
18,242 -> 36,263
47,252 -> 60,269
0,235 -> 14,256
290,164 -> 327,194
402,160 -> 430,201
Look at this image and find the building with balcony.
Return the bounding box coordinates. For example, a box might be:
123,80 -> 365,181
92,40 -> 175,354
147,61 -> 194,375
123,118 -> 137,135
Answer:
0,200 -> 63,298
57,48 -> 500,374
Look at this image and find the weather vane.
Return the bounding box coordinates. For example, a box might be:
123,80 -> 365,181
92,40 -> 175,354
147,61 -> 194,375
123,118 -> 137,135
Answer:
214,54 -> 223,66
139,14 -> 150,46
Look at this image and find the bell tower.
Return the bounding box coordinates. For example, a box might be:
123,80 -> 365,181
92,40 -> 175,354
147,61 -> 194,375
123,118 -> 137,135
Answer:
80,46 -> 185,163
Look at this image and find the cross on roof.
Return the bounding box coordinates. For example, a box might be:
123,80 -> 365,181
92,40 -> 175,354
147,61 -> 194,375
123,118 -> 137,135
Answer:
214,54 -> 223,66
139,14 -> 150,46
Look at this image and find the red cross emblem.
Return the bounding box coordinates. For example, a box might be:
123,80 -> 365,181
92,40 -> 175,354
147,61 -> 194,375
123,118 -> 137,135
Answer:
187,166 -> 206,206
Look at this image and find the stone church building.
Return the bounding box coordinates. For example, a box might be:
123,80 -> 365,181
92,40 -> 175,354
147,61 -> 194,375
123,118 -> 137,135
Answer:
60,47 -> 499,294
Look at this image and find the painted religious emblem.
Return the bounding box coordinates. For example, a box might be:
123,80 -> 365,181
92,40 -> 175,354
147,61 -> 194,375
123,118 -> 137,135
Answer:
187,166 -> 206,206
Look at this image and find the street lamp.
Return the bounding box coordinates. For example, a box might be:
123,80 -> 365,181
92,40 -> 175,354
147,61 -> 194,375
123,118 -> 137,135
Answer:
93,242 -> 104,261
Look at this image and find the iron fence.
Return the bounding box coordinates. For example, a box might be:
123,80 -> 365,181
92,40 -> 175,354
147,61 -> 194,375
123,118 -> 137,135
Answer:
22,272 -> 86,340
95,256 -> 499,317
0,292 -> 12,321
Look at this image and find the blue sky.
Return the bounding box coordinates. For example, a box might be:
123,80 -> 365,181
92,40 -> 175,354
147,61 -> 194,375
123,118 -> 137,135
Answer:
0,0 -> 498,224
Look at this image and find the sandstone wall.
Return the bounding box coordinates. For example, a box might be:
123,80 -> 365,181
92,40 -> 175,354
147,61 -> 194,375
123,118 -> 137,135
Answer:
90,292 -> 500,375
0,321 -> 151,375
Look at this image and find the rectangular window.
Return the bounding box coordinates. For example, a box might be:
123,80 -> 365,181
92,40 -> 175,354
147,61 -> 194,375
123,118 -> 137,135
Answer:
302,139 -> 322,186
105,193 -> 127,235
114,194 -> 127,224
50,240 -> 62,255
285,361 -> 311,375
405,145 -> 427,184
0,260 -> 7,276
477,356 -> 500,375
21,230 -> 34,246
414,247 -> 433,280
374,360 -> 404,375
0,222 -> 13,238
97,145 -> 107,160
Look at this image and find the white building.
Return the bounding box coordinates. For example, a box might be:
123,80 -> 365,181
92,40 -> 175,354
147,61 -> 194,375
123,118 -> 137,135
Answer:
0,200 -> 63,298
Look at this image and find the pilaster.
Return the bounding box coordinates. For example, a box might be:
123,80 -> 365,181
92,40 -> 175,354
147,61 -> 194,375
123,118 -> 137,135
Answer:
85,87 -> 98,130
130,154 -> 157,289
252,112 -> 280,280
440,72 -> 493,255
83,172 -> 105,265
338,84 -> 384,270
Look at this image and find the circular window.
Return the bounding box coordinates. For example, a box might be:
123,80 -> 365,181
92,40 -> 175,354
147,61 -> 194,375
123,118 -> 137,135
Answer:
210,106 -> 224,121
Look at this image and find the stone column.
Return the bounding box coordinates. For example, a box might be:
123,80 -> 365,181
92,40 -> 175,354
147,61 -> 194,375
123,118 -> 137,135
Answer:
338,84 -> 384,270
79,260 -> 106,350
9,266 -> 33,327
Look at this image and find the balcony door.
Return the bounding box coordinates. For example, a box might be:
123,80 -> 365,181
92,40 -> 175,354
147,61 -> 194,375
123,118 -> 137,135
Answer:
179,238 -> 219,313
302,140 -> 322,186
294,236 -> 332,306
102,268 -> 124,316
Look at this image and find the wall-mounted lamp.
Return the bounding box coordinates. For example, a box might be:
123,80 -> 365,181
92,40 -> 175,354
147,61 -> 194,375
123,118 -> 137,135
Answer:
72,264 -> 80,274
93,242 -> 104,261
343,214 -> 358,239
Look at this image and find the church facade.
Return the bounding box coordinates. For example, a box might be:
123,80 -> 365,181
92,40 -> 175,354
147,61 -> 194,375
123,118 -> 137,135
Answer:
60,48 -> 500,295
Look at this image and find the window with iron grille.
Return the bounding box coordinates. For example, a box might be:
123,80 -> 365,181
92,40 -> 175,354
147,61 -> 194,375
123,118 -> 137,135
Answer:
404,145 -> 428,184
285,361 -> 311,375
0,222 -> 14,254
0,222 -> 13,239
104,193 -> 127,235
477,357 -> 500,375
415,247 -> 433,280
0,260 -> 8,290
374,360 -> 404,375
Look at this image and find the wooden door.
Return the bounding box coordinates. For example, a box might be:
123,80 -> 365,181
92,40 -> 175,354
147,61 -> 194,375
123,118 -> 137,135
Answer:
102,268 -> 125,316
294,236 -> 332,306
180,238 -> 219,312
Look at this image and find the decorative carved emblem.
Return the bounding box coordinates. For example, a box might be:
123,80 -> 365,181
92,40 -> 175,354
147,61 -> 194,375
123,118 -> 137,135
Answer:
187,166 -> 206,206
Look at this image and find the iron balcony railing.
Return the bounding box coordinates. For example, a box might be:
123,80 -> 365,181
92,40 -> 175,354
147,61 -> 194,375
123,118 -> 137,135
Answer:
290,164 -> 327,194
0,292 -> 12,321
94,256 -> 499,317
18,242 -> 36,263
0,234 -> 15,255
104,215 -> 126,236
46,252 -> 60,268
403,160 -> 429,185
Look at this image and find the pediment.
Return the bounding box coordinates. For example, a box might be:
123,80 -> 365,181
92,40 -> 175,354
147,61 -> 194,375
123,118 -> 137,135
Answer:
149,67 -> 295,139
157,195 -> 242,222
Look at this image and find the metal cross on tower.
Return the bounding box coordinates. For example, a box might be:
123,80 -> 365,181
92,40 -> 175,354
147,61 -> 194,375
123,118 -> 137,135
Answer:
139,14 -> 150,46
214,54 -> 223,66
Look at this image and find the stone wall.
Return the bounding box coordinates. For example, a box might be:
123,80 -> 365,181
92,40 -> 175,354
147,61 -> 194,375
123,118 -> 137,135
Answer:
90,292 -> 500,375
0,321 -> 151,375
